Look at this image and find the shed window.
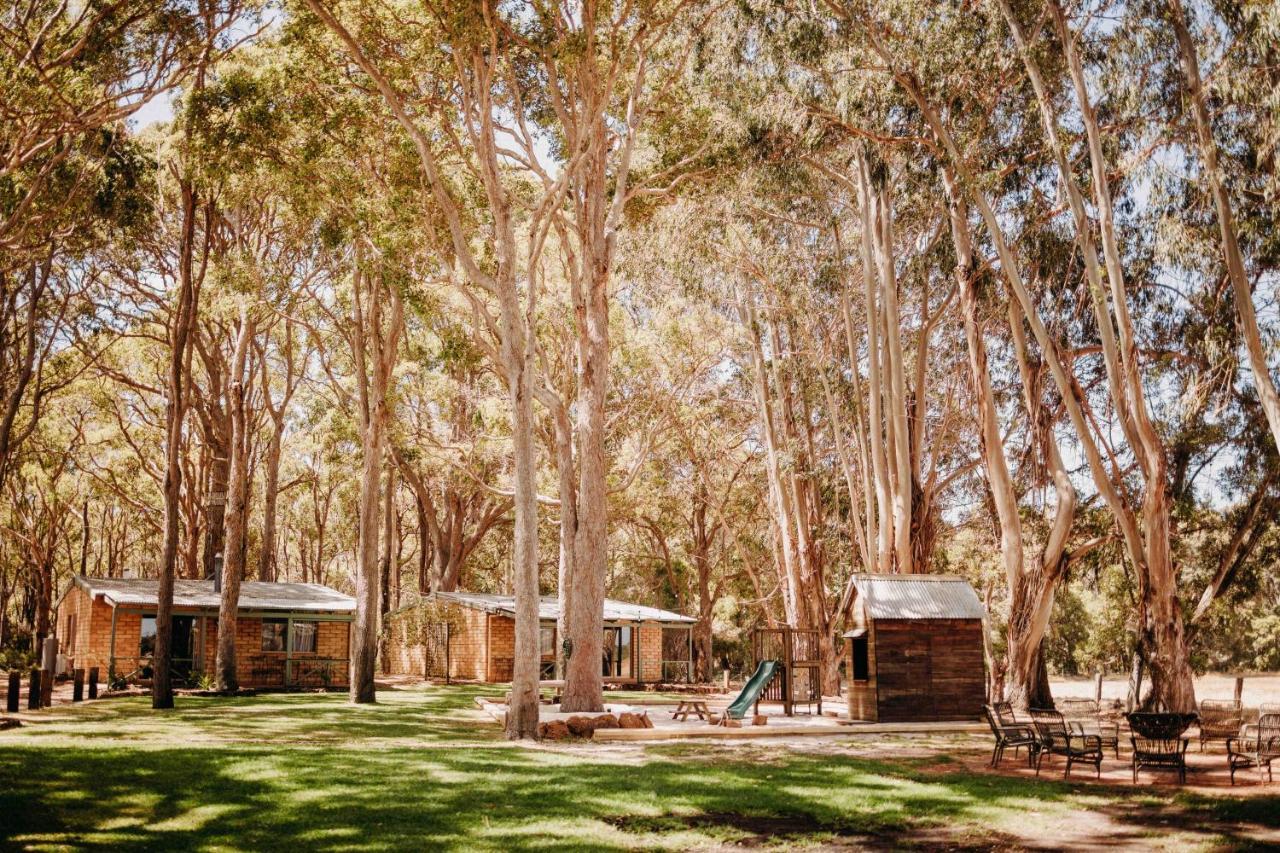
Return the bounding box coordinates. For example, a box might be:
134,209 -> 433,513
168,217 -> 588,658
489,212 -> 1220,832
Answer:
291,621 -> 318,654
262,619 -> 287,652
851,636 -> 869,682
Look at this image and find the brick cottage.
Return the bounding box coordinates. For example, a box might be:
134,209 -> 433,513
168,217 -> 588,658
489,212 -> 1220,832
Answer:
55,575 -> 356,689
384,591 -> 696,684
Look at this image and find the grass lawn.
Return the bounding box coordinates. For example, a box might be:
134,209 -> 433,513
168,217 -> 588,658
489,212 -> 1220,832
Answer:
2,683 -> 1279,851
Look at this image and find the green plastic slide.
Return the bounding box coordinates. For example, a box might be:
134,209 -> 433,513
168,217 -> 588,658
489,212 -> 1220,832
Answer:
724,659 -> 781,720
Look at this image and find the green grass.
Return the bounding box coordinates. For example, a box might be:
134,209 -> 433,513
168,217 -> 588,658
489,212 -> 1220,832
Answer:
2,684 -> 1278,851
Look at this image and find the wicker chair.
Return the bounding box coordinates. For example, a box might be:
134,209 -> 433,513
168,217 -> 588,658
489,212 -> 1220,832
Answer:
1227,713 -> 1280,786
1197,699 -> 1244,751
1030,708 -> 1103,778
1127,712 -> 1196,784
984,704 -> 1038,768
1057,697 -> 1121,759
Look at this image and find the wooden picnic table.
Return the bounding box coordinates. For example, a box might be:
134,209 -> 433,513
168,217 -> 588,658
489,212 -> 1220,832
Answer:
671,699 -> 710,721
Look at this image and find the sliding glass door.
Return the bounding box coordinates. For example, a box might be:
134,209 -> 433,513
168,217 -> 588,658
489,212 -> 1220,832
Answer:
601,627 -> 634,678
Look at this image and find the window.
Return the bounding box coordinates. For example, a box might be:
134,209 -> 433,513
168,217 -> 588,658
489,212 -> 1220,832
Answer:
539,625 -> 555,659
851,635 -> 870,682
290,621 -> 317,654
262,619 -> 287,652
140,616 -> 157,657
661,627 -> 692,683
602,627 -> 633,678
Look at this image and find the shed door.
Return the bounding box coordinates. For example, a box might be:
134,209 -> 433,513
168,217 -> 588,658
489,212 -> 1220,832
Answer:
876,630 -> 935,721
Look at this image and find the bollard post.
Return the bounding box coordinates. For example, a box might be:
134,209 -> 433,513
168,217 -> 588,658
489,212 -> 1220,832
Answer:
27,669 -> 40,710
88,667 -> 99,700
6,671 -> 19,713
73,669 -> 85,702
1234,676 -> 1244,704
40,670 -> 53,707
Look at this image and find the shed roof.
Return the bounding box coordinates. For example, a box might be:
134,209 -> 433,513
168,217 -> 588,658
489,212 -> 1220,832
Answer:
70,575 -> 355,614
844,574 -> 984,627
434,591 -> 695,624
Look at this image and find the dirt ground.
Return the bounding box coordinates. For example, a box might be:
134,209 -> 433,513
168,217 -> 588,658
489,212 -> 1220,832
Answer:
1050,673 -> 1280,708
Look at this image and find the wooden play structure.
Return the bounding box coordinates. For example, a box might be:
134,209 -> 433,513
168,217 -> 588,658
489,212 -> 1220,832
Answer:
752,625 -> 823,716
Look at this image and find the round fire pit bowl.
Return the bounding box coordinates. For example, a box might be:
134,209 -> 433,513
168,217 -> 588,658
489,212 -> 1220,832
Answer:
1126,711 -> 1199,739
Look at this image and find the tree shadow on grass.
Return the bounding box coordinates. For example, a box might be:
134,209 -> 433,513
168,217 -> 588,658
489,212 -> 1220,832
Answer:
12,683 -> 500,747
5,742 -> 1280,851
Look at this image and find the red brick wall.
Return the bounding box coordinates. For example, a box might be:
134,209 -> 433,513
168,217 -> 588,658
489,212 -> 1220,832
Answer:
381,601 -> 681,684
383,601 -> 489,681
636,625 -> 663,682
54,586 -> 106,673
226,616 -> 351,688
486,615 -> 514,681
53,585 -> 350,688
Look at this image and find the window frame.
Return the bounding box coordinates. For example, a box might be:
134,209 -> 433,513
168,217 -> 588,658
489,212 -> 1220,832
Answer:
289,620 -> 318,654
850,635 -> 870,683
261,618 -> 287,653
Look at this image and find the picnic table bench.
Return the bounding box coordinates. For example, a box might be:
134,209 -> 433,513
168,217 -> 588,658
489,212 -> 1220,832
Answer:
671,699 -> 710,721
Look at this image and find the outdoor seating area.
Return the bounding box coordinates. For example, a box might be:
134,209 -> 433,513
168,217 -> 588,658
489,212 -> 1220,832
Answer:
1227,713 -> 1280,785
985,699 -> 1280,786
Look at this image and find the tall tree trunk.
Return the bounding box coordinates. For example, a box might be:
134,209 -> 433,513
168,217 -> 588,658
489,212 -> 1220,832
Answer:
258,422 -> 282,582
349,266 -> 402,704
215,309 -> 254,694
868,13 -> 1196,710
494,272 -> 541,737
855,156 -> 893,573
873,185 -> 913,570
201,428 -> 229,581
379,464 -> 396,671
154,182 -> 199,710
1170,0 -> 1280,454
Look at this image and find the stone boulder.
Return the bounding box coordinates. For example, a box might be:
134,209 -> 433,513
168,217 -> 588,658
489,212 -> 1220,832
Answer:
565,715 -> 596,738
537,720 -> 572,740
562,713 -> 622,738
618,712 -> 652,730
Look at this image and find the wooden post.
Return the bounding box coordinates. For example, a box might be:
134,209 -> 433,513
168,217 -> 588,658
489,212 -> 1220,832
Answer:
40,670 -> 53,707
73,669 -> 85,702
27,669 -> 40,710
1234,676 -> 1244,704
6,671 -> 19,713
88,667 -> 99,699
108,605 -> 118,682
1093,670 -> 1104,704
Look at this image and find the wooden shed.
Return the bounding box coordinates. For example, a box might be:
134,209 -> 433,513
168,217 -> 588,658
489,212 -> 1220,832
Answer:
844,574 -> 986,723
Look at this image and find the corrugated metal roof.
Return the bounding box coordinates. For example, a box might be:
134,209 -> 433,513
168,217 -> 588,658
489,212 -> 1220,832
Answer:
72,575 -> 355,614
849,574 -> 985,622
434,591 -> 695,624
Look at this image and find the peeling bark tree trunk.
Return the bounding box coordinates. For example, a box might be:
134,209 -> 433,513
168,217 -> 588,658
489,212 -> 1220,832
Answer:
379,464 -> 396,671
154,182 -> 200,710
215,308 -> 254,694
1170,0 -> 1280,455
258,425 -> 282,582
349,264 -> 403,704
866,6 -> 1196,710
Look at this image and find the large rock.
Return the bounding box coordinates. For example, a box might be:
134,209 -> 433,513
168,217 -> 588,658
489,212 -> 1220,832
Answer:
618,712 -> 652,729
591,714 -> 620,730
565,715 -> 597,738
538,720 -> 572,740
562,713 -> 622,738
